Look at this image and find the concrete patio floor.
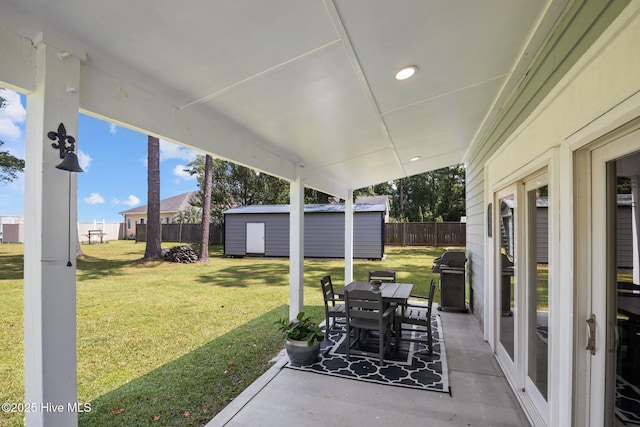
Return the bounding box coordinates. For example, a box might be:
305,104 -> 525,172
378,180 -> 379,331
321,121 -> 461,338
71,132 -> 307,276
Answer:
208,310 -> 530,427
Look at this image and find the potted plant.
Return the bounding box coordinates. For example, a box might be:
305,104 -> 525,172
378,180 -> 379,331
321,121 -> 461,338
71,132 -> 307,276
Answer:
276,311 -> 324,366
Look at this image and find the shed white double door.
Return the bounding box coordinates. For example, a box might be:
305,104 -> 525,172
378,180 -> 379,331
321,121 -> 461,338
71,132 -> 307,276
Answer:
246,222 -> 265,254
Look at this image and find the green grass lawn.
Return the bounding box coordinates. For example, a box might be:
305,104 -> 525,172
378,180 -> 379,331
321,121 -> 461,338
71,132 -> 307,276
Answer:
0,241 -> 451,426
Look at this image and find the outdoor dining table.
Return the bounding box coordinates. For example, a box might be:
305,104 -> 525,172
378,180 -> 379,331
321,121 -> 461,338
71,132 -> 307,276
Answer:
338,281 -> 414,304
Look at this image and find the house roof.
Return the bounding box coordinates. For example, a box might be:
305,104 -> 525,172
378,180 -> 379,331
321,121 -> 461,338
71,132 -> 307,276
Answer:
118,192 -> 195,216
223,203 -> 387,215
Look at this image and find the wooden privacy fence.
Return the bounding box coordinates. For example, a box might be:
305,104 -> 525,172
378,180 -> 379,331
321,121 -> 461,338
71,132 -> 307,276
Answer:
385,222 -> 466,246
136,222 -> 463,247
136,224 -> 224,245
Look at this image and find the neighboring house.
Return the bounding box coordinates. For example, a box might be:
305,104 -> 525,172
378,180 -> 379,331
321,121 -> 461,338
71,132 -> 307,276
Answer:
355,195 -> 390,222
119,192 -> 194,238
224,203 -> 386,259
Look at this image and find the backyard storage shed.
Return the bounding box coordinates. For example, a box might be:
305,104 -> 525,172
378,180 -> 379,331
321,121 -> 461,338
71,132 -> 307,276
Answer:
224,203 -> 386,259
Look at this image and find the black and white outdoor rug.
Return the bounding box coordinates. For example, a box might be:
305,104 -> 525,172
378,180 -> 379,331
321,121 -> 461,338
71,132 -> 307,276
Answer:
617,375 -> 640,424
285,315 -> 449,394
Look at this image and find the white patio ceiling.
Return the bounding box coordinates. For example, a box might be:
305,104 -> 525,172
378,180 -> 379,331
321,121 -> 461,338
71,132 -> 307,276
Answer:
0,0 -> 568,198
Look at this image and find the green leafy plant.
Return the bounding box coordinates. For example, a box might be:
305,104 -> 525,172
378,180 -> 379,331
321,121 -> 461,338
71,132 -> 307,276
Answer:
276,311 -> 324,346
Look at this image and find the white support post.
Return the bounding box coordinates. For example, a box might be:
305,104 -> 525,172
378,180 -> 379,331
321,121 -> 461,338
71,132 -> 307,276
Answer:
631,176 -> 640,284
344,189 -> 354,284
289,165 -> 305,319
24,38 -> 81,427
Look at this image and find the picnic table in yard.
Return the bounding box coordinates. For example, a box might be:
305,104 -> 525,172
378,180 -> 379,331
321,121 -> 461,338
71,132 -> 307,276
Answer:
85,229 -> 107,244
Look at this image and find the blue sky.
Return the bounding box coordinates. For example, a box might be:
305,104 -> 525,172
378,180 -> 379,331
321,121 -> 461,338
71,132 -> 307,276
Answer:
0,88 -> 201,223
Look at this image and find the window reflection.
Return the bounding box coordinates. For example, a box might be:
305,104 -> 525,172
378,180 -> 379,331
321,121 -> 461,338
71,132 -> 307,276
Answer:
614,161 -> 640,424
499,194 -> 515,361
527,184 -> 548,400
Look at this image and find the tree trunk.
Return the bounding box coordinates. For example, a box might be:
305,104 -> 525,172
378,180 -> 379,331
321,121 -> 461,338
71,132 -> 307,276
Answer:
198,154 -> 213,262
144,135 -> 162,260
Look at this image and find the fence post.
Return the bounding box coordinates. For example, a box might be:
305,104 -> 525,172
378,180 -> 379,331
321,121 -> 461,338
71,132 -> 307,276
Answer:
434,221 -> 438,247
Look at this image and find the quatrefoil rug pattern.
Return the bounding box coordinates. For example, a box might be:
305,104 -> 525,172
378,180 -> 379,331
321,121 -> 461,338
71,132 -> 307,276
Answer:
285,315 -> 449,394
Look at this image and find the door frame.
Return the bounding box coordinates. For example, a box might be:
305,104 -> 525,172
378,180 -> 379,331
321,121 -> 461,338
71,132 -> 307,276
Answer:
584,128 -> 640,425
494,185 -> 519,384
246,222 -> 266,254
488,149 -> 556,427
523,173 -> 551,425
571,91 -> 640,426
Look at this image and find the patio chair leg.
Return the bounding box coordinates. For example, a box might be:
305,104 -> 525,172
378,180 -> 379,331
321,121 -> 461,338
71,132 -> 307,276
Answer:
427,318 -> 433,354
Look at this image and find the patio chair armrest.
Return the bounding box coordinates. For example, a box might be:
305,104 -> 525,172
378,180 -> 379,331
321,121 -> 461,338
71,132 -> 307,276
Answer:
409,294 -> 430,300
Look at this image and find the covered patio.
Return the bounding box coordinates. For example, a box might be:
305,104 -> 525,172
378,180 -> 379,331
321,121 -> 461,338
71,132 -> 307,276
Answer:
2,0 -> 638,426
210,310 -> 529,426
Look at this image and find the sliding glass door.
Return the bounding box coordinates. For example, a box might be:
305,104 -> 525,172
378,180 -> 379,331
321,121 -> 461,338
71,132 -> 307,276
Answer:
525,176 -> 549,419
495,173 -> 550,423
496,187 -> 517,373
589,133 -> 640,426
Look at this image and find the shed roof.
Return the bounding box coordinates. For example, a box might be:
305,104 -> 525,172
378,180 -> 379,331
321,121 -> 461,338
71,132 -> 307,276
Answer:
223,203 -> 386,215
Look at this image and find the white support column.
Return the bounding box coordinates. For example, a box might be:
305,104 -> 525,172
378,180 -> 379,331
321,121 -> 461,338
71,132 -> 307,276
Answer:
344,189 -> 354,284
289,165 -> 305,319
24,38 -> 81,427
631,176 -> 640,284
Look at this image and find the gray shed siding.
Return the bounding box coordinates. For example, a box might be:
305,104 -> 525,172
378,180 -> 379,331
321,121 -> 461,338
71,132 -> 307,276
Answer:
537,207 -> 549,265
224,211 -> 383,259
224,213 -> 289,257
535,205 -> 630,267
618,206 -> 633,269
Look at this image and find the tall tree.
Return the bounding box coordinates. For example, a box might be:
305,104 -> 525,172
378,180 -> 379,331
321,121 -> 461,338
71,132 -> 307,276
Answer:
187,156 -> 290,225
143,135 -> 162,260
186,154 -> 466,225
198,154 -> 213,263
0,95 -> 25,184
304,188 -> 332,204
387,165 -> 466,222
0,141 -> 24,184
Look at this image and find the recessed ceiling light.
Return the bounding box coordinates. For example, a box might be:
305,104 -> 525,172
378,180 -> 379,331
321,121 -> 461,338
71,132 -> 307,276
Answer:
395,66 -> 418,81
410,156 -> 421,162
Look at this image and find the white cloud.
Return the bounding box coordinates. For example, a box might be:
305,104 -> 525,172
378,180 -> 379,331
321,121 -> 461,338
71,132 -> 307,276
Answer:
0,88 -> 26,141
173,164 -> 196,181
115,194 -> 141,207
77,149 -> 92,171
160,139 -> 198,162
84,193 -> 105,205
109,123 -> 118,134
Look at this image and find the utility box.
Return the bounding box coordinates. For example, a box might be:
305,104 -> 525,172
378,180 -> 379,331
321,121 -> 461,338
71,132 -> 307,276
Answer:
433,250 -> 467,312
